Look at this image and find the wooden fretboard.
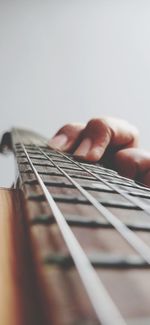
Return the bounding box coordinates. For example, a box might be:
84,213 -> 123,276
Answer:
2,128 -> 150,325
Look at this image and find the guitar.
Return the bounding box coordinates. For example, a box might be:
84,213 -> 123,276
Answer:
1,128 -> 150,325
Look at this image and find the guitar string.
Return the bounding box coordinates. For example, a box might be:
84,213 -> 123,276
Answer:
19,137 -> 150,263
14,140 -> 127,325
33,136 -> 150,206
15,137 -> 150,259
54,151 -> 150,215
30,136 -> 150,201
13,129 -> 150,324
34,145 -> 150,264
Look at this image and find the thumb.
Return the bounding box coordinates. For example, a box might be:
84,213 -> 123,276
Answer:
113,148 -> 150,187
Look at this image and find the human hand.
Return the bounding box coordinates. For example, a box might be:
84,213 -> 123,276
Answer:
48,117 -> 150,187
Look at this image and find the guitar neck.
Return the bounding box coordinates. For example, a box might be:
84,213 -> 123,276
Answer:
1,127 -> 150,325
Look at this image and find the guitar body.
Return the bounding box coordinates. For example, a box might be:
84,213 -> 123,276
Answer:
0,189 -> 48,325
0,189 -> 21,325
1,128 -> 150,325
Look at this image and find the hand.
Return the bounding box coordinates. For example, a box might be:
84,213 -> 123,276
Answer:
48,117 -> 150,187
113,148 -> 150,187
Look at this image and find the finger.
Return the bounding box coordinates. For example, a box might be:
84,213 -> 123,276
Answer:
48,123 -> 84,151
142,170 -> 150,187
74,117 -> 139,161
113,148 -> 150,187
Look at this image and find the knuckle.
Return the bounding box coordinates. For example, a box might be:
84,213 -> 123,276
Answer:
58,123 -> 74,134
133,127 -> 139,142
129,125 -> 139,145
142,170 -> 150,187
57,123 -> 84,140
85,118 -> 111,137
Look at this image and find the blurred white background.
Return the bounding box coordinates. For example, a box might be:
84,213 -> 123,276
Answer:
0,0 -> 150,186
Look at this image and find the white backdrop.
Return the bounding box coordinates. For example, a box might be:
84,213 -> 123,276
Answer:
0,0 -> 150,186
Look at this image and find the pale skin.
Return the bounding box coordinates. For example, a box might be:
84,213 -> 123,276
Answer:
48,117 -> 150,187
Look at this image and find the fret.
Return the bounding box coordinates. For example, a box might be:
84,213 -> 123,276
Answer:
25,175 -> 150,197
44,253 -> 148,269
27,192 -> 139,209
30,213 -> 150,232
19,161 -> 52,167
23,178 -> 111,191
21,169 -> 62,176
120,183 -> 150,192
19,155 -> 47,160
129,191 -> 150,199
19,163 -> 85,174
22,169 -> 96,181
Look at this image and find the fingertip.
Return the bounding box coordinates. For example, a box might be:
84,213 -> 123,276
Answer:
74,138 -> 92,158
140,170 -> 150,188
86,146 -> 105,162
48,134 -> 68,150
48,123 -> 85,152
74,139 -> 104,162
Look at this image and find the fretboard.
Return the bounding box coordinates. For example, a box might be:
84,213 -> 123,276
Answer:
3,127 -> 150,325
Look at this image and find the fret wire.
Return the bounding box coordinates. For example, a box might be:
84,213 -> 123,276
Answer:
31,213 -> 150,232
57,151 -> 150,215
23,179 -> 112,191
44,253 -> 148,269
27,193 -> 139,209
36,146 -> 150,264
20,143 -> 126,325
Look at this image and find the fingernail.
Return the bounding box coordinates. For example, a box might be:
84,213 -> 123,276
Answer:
74,138 -> 92,157
48,134 -> 68,149
88,146 -> 104,161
